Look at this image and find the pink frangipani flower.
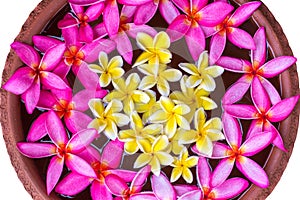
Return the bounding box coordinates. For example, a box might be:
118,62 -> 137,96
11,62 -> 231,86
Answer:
55,140 -> 137,200
166,0 -> 233,60
118,0 -> 180,25
68,0 -> 103,6
17,110 -> 98,194
223,76 -> 299,150
130,172 -> 176,200
3,41 -> 69,114
206,1 -> 261,64
175,157 -> 249,200
217,27 -> 297,105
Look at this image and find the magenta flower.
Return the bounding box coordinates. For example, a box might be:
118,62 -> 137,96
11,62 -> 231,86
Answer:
55,140 -> 137,200
68,0 -> 103,6
3,42 -> 69,114
175,157 -> 249,199
58,3 -> 104,43
223,76 -> 299,150
118,0 -> 180,25
130,172 -> 176,200
17,110 -> 98,194
217,27 -> 297,105
166,0 -> 233,60
206,1 -> 261,64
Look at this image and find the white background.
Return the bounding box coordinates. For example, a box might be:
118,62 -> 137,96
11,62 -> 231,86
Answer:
0,0 -> 299,199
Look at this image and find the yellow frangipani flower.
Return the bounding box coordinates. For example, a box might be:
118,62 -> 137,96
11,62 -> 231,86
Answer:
88,99 -> 129,140
133,31 -> 172,67
104,73 -> 150,114
88,52 -> 124,87
170,148 -> 198,183
149,96 -> 190,138
179,108 -> 224,157
134,135 -> 174,176
138,63 -> 182,96
179,51 -> 224,92
161,128 -> 185,155
119,112 -> 163,154
170,75 -> 217,122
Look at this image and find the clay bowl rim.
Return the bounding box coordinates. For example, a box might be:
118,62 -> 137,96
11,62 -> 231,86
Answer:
0,0 -> 299,199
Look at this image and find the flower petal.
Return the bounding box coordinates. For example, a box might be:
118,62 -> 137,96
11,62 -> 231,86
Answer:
105,174 -> 128,196
68,0 -> 102,5
40,71 -> 69,90
79,24 -> 94,43
136,32 -> 154,51
131,165 -> 151,192
127,23 -> 157,38
101,140 -> 124,169
115,32 -> 133,64
227,27 -> 255,49
118,0 -> 151,5
224,104 -> 258,119
154,31 -> 171,49
222,112 -> 242,147
153,135 -> 169,152
264,121 -> 286,151
151,173 -> 176,200
212,177 -> 249,199
103,0 -> 119,36
46,110 -> 68,145
172,0 -> 189,13
134,154 -> 152,168
27,112 -> 49,142
251,76 -> 271,113
210,142 -> 231,159
139,76 -> 157,90
21,79 -> 40,114
65,153 -> 96,177
32,35 -> 62,53
67,128 -> 98,153
156,152 -> 174,165
11,41 -> 40,68
85,2 -> 105,21
252,27 -> 266,66
17,142 -> 56,158
185,25 -> 206,61
167,15 -> 191,42
260,77 -> 281,105
178,190 -> 202,200
47,156 -> 64,194
91,182 -> 113,200
134,1 -> 158,25
216,56 -> 246,73
40,43 -> 66,71
210,158 -> 235,187
196,157 -> 211,188
209,32 -> 226,65
159,0 -> 180,24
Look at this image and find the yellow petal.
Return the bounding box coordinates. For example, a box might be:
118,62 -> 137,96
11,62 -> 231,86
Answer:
205,65 -> 224,78
154,31 -> 170,49
185,156 -> 199,168
135,90 -> 156,113
169,91 -> 185,103
123,98 -> 135,115
88,118 -> 106,133
160,96 -> 175,113
175,114 -> 190,130
137,63 -> 157,76
178,130 -> 197,144
124,141 -> 139,155
178,63 -> 198,75
200,96 -> 217,110
206,129 -> 225,141
112,77 -> 126,91
157,78 -> 170,96
88,64 -> 104,73
196,136 -> 213,157
156,152 -> 174,166
104,120 -> 118,140
204,117 -> 222,130
165,116 -> 177,137
132,90 -> 150,104
99,73 -> 112,87
119,130 -> 135,141
111,113 -> 130,126
182,167 -> 193,183
103,90 -> 126,102
171,140 -> 185,155
138,76 -> 157,90
88,98 -> 104,118
180,148 -> 189,161
197,51 -> 209,71
107,55 -> 123,70
152,135 -> 169,152
125,73 -> 140,91
149,110 -> 168,123
149,156 -> 161,176
173,104 -> 191,115
138,139 -> 152,153
99,51 -> 108,68
186,75 -> 202,88
134,153 -> 152,168
171,167 -> 183,182
158,49 -> 172,64
109,68 -> 124,79
105,99 -> 123,114
161,69 -> 182,82
194,108 -> 206,131
199,75 -> 216,92
180,75 -> 194,96
130,112 -> 144,130
136,32 -> 154,51
142,124 -> 163,136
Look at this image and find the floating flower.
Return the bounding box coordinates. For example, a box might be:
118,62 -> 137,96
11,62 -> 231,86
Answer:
167,0 -> 233,60
170,148 -> 198,183
88,99 -> 130,140
206,1 -> 261,64
119,112 -> 163,154
179,51 -> 224,92
56,141 -> 137,200
3,42 -> 69,114
149,96 -> 190,137
224,76 -> 299,151
134,135 -> 174,176
138,63 -> 182,96
217,27 -> 297,105
175,157 -> 249,199
179,108 -> 224,157
68,0 -> 103,6
17,111 -> 98,194
104,73 -> 150,114
170,75 -> 217,122
133,31 -> 172,67
88,52 -> 124,87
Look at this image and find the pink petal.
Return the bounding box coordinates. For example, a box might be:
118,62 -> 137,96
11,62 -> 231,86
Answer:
210,158 -> 235,187
130,192 -> 157,200
58,13 -> 79,29
36,90 -> 56,109
78,145 -> 101,164
46,110 -> 68,145
192,0 -> 208,10
85,2 -> 105,21
267,95 -> 299,122
201,25 -> 217,37
251,27 -> 266,66
229,1 -> 261,27
22,79 -> 40,114
185,25 -> 205,61
40,43 -> 66,71
68,0 -> 102,6
151,173 -> 176,200
222,112 -> 242,147
167,15 -> 191,42
109,169 -> 137,182
17,142 -> 56,158
209,32 -> 226,65
236,156 -> 269,188
118,0 -> 151,6
127,23 -> 157,38
33,35 -> 62,53
241,131 -> 274,157
115,32 -> 133,64
246,119 -> 263,139
227,27 -> 255,49
260,77 -> 281,105
72,90 -> 94,111
27,112 -> 49,142
55,172 -> 92,196
93,22 -> 108,39
212,178 -> 249,199
178,190 -> 202,200
159,0 -> 180,24
121,5 -> 138,20
198,2 -> 233,26
224,104 -> 258,119
222,75 -> 251,104
11,41 -> 41,69
52,88 -> 72,103
62,26 -> 79,46
196,157 -> 211,188
91,181 -> 113,200
211,142 -> 231,158
104,0 -> 120,37
105,174 -> 128,196
79,24 -> 94,43
171,0 -> 189,13
174,185 -> 199,197
251,76 -> 271,113
52,60 -> 71,79
2,67 -> 35,95
40,71 -> 69,90
134,1 -> 158,25
65,153 -> 97,177
47,156 -> 64,194
259,56 -> 297,78
131,165 -> 151,193
263,121 -> 286,151
75,63 -> 99,91
70,4 -> 84,15
67,128 -> 98,153
101,140 -> 124,169
65,111 -> 92,134
216,56 -> 249,73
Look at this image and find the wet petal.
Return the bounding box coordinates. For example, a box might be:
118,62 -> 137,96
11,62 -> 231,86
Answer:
212,177 -> 249,199
224,104 -> 258,119
139,76 -> 157,90
11,41 -> 40,68
134,1 -> 158,25
47,156 -> 64,194
115,32 -> 133,64
67,128 -> 98,153
104,0 -> 119,36
127,23 -> 157,38
196,157 -> 211,188
252,27 -> 266,66
159,0 -> 180,24
46,110 -> 68,146
251,76 -> 271,113
105,174 -> 128,196
85,2 -> 105,21
91,181 -> 113,200
166,15 -> 191,42
227,27 -> 255,49
32,35 -> 62,53
178,190 -> 202,200
151,173 -> 176,200
185,25 -> 205,61
209,32 -> 226,65
210,158 -> 235,187
68,0 -> 102,6
131,165 -> 151,192
79,24 -> 94,43
222,112 -> 242,147
210,142 -> 231,159
65,154 -> 96,177
17,142 -> 56,158
154,31 -> 171,49
172,0 -> 189,13
40,43 -> 66,71
260,77 -> 281,105
153,135 -> 169,152
101,140 -> 124,169
134,154 -> 152,168
27,112 -> 49,142
216,56 -> 246,73
22,79 -> 40,114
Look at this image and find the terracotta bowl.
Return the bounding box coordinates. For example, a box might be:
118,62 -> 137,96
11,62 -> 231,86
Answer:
1,0 -> 299,199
